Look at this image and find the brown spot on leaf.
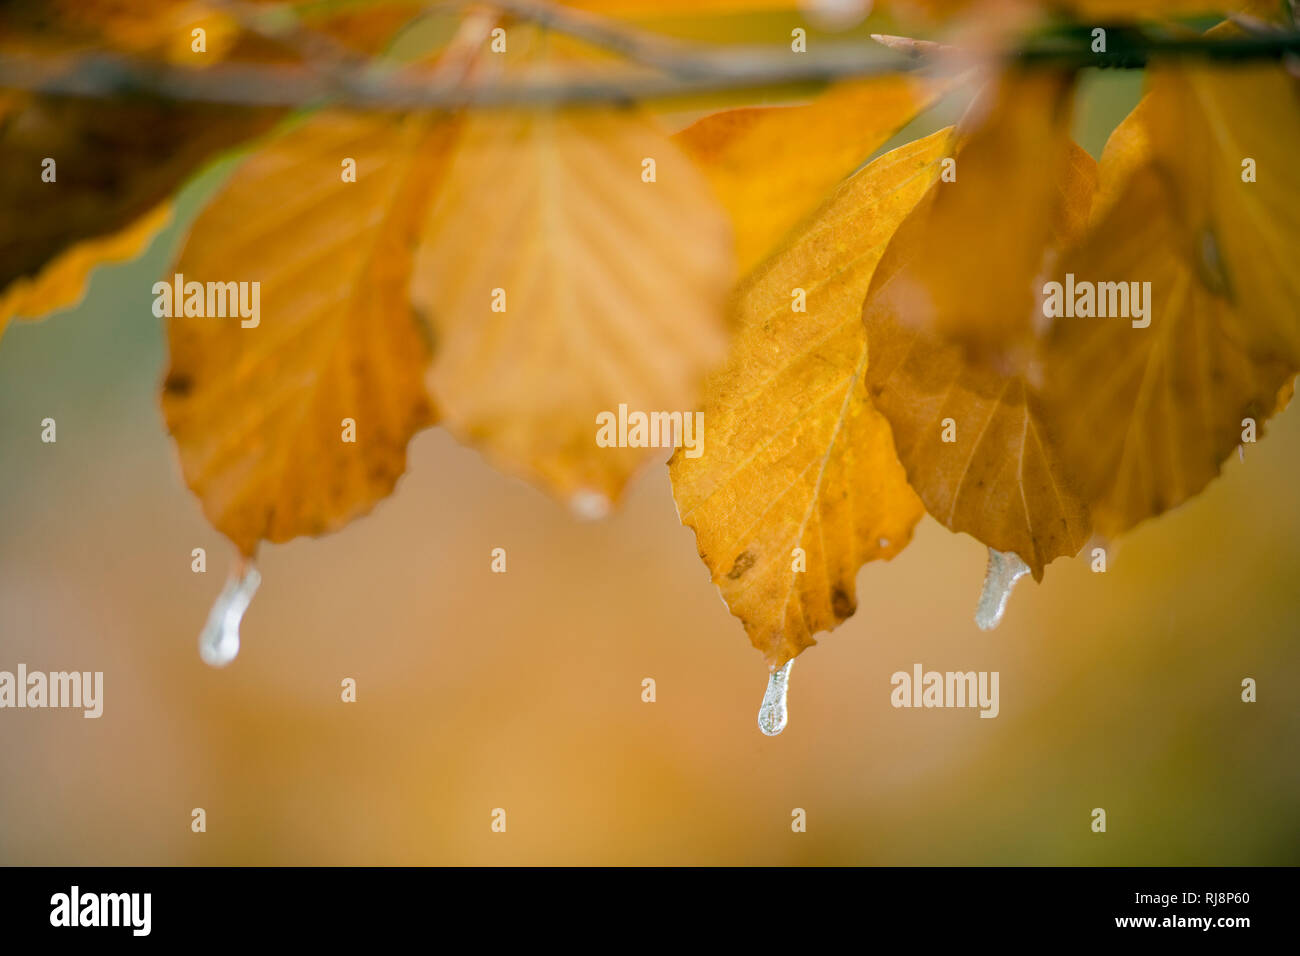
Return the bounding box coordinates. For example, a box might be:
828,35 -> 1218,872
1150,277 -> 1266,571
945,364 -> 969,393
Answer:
163,373 -> 193,396
726,550 -> 756,580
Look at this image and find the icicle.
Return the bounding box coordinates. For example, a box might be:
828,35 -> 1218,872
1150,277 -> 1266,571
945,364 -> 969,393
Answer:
198,563 -> 261,667
975,548 -> 1029,631
758,659 -> 793,736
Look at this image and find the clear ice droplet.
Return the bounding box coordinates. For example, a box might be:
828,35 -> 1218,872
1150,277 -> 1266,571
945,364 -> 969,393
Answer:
198,564 -> 261,667
758,659 -> 793,736
975,547 -> 1029,631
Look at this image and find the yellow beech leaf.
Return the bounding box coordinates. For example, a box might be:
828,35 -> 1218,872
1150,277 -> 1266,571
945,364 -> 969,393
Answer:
862,135 -> 1098,579
670,129 -> 954,666
0,95 -> 280,335
675,75 -> 943,275
865,69 -> 1079,361
163,112 -> 451,555
1040,164 -> 1294,539
410,105 -> 733,515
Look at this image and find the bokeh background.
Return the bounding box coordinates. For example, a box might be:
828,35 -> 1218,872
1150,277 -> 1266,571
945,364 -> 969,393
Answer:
1,15 -> 1298,863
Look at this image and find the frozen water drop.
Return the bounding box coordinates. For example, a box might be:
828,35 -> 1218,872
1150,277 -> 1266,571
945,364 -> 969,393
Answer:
758,659 -> 793,736
975,548 -> 1029,631
198,564 -> 261,667
569,489 -> 610,521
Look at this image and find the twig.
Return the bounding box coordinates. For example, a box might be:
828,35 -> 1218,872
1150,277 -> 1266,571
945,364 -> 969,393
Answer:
0,28 -> 1297,108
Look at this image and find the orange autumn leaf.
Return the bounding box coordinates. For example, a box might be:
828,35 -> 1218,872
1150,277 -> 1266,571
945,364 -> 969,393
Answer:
670,129 -> 954,665
675,74 -> 946,276
0,0 -> 424,338
163,112 -> 451,555
0,1 -> 295,334
0,201 -> 172,337
1133,59 -> 1300,369
863,309 -> 1092,580
411,103 -> 734,515
0,94 -> 280,337
867,68 -> 1080,361
1026,10 -> 1300,538
1040,166 -> 1293,537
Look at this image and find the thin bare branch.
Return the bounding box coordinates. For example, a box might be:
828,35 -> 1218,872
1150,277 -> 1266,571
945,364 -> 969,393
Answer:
0,27 -> 1296,109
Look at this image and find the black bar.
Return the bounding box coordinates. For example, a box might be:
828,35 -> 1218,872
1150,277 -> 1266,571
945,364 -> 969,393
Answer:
0,866 -> 1293,942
